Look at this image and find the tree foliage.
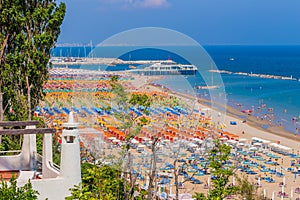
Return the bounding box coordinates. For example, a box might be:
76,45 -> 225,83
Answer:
0,0 -> 66,121
193,140 -> 239,200
234,175 -> 261,200
192,139 -> 263,200
0,0 -> 65,153
66,163 -> 126,200
109,76 -> 152,200
0,176 -> 39,200
207,140 -> 238,200
109,75 -> 151,139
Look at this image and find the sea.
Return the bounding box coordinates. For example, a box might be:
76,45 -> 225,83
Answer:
51,45 -> 300,134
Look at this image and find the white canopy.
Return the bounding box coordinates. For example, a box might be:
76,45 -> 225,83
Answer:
251,137 -> 270,144
253,142 -> 262,147
249,147 -> 258,151
131,138 -> 139,144
112,139 -> 120,143
227,140 -> 238,144
239,138 -> 247,142
269,143 -> 292,151
237,142 -> 245,146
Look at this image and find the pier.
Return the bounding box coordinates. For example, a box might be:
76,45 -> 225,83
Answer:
50,57 -> 176,66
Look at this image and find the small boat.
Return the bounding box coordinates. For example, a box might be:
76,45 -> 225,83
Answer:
194,85 -> 220,90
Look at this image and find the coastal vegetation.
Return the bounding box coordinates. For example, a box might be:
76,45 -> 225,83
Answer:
66,163 -> 126,200
0,0 -> 66,121
0,176 -> 39,200
193,140 -> 238,200
70,137 -> 262,200
0,0 -> 66,197
0,2 -> 280,200
0,0 -> 66,148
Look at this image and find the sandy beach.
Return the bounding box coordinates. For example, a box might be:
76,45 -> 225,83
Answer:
128,74 -> 300,199
43,71 -> 300,199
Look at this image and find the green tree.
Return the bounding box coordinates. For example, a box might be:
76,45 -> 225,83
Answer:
207,140 -> 238,200
0,176 -> 39,200
0,0 -> 65,152
109,76 -> 151,200
193,140 -> 238,200
66,163 -> 126,200
0,0 -> 23,121
0,0 -> 66,121
193,192 -> 207,200
235,175 -> 262,200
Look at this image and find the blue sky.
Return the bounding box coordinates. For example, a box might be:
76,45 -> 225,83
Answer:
57,0 -> 300,45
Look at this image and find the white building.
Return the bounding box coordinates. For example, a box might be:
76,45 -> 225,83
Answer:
0,112 -> 81,200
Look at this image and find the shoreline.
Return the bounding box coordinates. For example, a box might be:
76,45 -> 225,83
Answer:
136,76 -> 300,145
127,75 -> 300,198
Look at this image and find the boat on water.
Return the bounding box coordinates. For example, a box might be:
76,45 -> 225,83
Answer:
129,65 -> 136,69
129,61 -> 197,75
194,85 -> 220,90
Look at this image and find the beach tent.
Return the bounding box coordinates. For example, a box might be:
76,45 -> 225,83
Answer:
270,143 -> 291,151
108,137 -> 115,140
239,138 -> 247,143
249,147 -> 258,151
253,142 -> 262,147
131,138 -> 139,144
227,140 -> 238,144
237,142 -> 245,147
251,137 -> 270,144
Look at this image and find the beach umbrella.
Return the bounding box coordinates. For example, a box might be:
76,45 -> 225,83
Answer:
272,191 -> 275,200
237,142 -> 245,147
249,147 -> 258,151
263,188 -> 266,199
258,177 -> 261,187
253,142 -> 262,147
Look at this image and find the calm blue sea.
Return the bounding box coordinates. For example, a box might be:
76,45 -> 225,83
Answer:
51,45 -> 300,134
